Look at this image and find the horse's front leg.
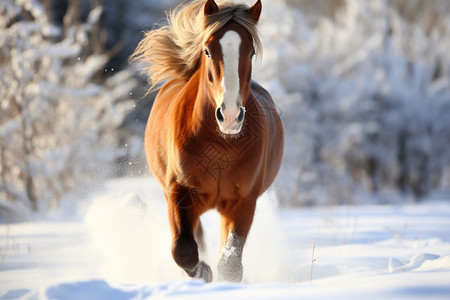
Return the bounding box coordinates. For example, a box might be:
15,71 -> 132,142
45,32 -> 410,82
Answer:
217,196 -> 257,282
167,184 -> 212,282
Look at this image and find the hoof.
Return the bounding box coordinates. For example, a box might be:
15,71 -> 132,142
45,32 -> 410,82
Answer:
188,261 -> 213,283
217,254 -> 243,282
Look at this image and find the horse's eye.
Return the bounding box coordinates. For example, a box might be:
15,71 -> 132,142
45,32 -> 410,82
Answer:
250,49 -> 256,59
204,48 -> 211,58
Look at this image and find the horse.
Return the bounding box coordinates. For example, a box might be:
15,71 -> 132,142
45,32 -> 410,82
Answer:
131,0 -> 283,282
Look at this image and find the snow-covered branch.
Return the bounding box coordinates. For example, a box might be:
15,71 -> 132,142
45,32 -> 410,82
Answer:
0,0 -> 136,214
255,0 -> 450,205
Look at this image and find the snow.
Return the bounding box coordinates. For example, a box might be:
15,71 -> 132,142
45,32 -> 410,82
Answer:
1,177 -> 450,299
2,0 -> 450,297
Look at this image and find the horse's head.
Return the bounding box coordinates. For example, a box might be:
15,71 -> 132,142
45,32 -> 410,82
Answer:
202,0 -> 261,135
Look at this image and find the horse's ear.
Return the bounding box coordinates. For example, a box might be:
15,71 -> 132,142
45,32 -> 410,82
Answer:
204,0 -> 219,16
248,0 -> 262,24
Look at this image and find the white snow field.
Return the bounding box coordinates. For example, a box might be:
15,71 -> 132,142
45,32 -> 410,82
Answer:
1,177 -> 450,299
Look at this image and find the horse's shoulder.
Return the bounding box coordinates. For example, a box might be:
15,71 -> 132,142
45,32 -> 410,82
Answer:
250,80 -> 275,108
250,81 -> 280,123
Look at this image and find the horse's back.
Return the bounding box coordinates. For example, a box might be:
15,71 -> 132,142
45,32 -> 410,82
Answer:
250,80 -> 274,109
250,81 -> 284,189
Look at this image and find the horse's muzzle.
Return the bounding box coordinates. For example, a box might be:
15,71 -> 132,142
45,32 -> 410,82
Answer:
216,106 -> 245,135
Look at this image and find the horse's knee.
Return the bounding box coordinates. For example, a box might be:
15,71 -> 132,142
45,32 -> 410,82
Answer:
172,234 -> 199,271
172,234 -> 213,282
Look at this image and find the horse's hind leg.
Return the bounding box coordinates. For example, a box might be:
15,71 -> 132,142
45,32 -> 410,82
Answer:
195,221 -> 206,253
167,184 -> 212,282
217,196 -> 257,282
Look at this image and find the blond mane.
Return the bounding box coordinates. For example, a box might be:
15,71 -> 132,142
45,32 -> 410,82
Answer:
131,0 -> 262,92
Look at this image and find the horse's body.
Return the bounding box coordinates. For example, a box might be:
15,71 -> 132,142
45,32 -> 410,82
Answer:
133,0 -> 283,282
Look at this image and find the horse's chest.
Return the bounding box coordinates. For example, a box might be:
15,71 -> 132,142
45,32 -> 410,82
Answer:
189,140 -> 238,182
178,135 -> 263,197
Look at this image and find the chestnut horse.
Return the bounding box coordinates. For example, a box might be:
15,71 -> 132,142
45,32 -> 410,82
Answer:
132,0 -> 283,282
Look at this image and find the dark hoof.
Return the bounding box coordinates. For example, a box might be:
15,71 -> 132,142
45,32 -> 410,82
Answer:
188,261 -> 213,283
217,254 -> 243,282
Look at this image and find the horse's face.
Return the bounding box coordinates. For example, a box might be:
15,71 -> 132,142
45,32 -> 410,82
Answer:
203,0 -> 261,135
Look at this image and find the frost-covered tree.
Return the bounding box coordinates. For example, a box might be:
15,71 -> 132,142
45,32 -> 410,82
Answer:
254,0 -> 450,205
0,0 -> 135,215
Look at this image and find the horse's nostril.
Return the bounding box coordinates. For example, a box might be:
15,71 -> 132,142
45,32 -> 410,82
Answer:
237,106 -> 245,123
216,107 -> 224,123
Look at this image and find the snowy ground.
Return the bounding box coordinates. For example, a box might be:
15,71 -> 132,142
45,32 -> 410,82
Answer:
1,177 -> 450,299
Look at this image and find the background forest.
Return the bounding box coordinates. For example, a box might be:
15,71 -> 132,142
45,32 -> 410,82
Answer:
1,0 -> 450,219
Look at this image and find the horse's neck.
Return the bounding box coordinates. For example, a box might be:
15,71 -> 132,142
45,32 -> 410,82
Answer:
182,71 -> 214,134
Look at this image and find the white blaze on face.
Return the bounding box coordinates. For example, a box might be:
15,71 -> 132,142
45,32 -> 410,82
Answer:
220,30 -> 241,107
217,30 -> 242,133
